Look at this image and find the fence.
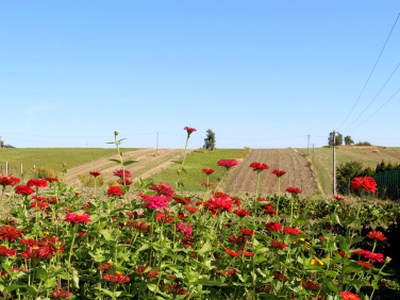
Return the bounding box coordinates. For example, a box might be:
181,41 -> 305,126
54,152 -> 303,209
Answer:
0,162 -> 37,180
373,168 -> 400,200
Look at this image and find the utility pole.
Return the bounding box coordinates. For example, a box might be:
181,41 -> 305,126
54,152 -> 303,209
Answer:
333,131 -> 337,195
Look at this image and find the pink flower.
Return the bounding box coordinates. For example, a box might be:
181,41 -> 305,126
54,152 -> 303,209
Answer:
286,187 -> 302,194
149,182 -> 174,200
176,222 -> 193,236
140,194 -> 170,210
64,213 -> 92,223
113,169 -> 132,178
202,168 -> 215,174
217,159 -> 238,168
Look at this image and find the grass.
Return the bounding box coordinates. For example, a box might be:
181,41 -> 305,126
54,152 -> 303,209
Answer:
297,146 -> 400,194
0,148 -> 138,177
147,148 -> 249,192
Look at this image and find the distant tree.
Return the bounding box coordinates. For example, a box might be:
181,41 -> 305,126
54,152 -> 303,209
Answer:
203,129 -> 216,151
0,139 -> 3,148
344,136 -> 354,145
328,132 -> 342,146
356,141 -> 372,146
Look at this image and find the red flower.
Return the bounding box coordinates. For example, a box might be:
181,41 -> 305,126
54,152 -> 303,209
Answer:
27,179 -> 48,188
184,126 -> 197,134
97,262 -> 115,270
118,178 -> 133,185
358,261 -> 374,269
184,205 -> 201,213
273,271 -> 288,282
249,162 -> 269,171
103,272 -> 130,283
202,168 -> 215,174
242,250 -> 254,257
333,195 -> 345,201
140,194 -> 170,210
30,201 -> 50,211
0,174 -> 21,186
240,228 -> 257,236
272,169 -> 286,177
202,182 -> 214,187
135,265 -> 158,278
89,171 -> 101,177
228,234 -> 246,245
233,208 -> 251,217
64,213 -> 92,223
270,240 -> 288,250
340,291 -> 362,300
204,194 -> 233,215
150,182 -> 174,200
173,196 -> 191,205
155,212 -> 174,223
367,230 -> 387,241
113,169 -> 132,178
284,227 -> 302,235
107,186 -> 124,196
302,280 -> 320,290
364,251 -> 384,263
224,248 -> 241,257
163,283 -> 187,295
0,245 -> 17,257
45,177 -> 59,183
176,222 -> 193,236
350,176 -> 377,193
126,221 -> 150,232
263,208 -> 277,215
21,246 -> 52,259
0,225 -> 23,242
286,187 -> 302,194
15,185 -> 34,195
265,222 -> 282,232
51,288 -> 73,298
217,159 -> 238,168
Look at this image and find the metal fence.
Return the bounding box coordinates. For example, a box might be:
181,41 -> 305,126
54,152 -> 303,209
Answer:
373,169 -> 400,200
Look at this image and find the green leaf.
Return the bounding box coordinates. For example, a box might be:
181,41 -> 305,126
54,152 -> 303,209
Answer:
105,142 -> 114,145
325,280 -> 339,294
196,279 -> 229,287
72,268 -> 79,289
4,284 -> 24,293
147,284 -> 157,292
137,243 -> 150,253
99,229 -> 114,242
109,159 -> 122,164
198,242 -> 213,255
123,160 -> 137,166
35,267 -> 48,281
101,288 -> 115,297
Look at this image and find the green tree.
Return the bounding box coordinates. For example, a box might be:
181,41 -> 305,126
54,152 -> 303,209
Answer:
344,136 -> 354,145
336,161 -> 366,194
203,129 -> 216,151
328,132 -> 342,146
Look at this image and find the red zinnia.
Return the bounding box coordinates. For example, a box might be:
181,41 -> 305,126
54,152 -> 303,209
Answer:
0,225 -> 23,242
51,288 -> 73,298
135,265 -> 158,278
284,227 -> 302,235
367,230 -> 387,241
272,169 -> 286,177
224,248 -> 241,257
150,182 -> 174,200
273,271 -> 288,282
184,126 -> 197,134
350,176 -> 377,193
240,228 -> 257,236
242,250 -> 254,257
64,213 -> 92,223
302,280 -> 320,290
217,159 -> 238,168
21,246 -> 52,259
103,272 -> 130,284
184,205 -> 201,213
202,168 -> 215,174
333,195 -> 346,201
340,291 -> 362,300
141,194 -> 170,210
15,185 -> 34,195
27,179 -> 48,188
265,222 -> 282,232
0,174 -> 21,186
89,171 -> 101,177
113,169 -> 132,178
249,162 -> 269,171
286,187 -> 302,194
163,283 -> 187,295
45,177 -> 59,183
233,208 -> 251,217
107,186 -> 124,196
204,194 -> 233,215
0,245 -> 17,257
270,240 -> 288,250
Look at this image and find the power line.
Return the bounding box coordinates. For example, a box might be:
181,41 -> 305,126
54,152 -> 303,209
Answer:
338,10 -> 400,130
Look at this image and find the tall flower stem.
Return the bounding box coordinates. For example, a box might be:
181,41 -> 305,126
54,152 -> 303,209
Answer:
67,224 -> 78,293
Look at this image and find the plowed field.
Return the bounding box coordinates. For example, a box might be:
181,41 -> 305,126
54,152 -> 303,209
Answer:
221,148 -> 318,195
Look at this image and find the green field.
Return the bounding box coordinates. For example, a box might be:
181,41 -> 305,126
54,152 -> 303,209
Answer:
0,148 -> 138,177
147,148 -> 249,192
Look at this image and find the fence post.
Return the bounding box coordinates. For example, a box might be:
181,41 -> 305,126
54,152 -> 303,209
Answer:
5,162 -> 8,176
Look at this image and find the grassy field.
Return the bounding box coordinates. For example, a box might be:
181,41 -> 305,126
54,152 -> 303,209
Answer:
147,148 -> 249,192
0,148 -> 138,177
297,146 -> 400,194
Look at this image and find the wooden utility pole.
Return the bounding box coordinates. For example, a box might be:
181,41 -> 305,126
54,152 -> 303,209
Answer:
333,131 -> 337,195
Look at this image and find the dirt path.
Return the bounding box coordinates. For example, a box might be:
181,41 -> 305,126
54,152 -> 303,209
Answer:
65,148 -> 183,186
222,148 -> 317,196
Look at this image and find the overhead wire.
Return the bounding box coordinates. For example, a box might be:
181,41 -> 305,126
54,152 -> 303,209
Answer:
338,10 -> 400,130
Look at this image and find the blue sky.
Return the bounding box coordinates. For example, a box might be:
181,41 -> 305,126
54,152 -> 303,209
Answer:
1,1 -> 400,149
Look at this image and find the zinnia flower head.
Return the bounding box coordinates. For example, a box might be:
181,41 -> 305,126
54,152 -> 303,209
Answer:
286,187 -> 302,194
249,162 -> 269,172
367,230 -> 387,241
340,291 -> 362,300
140,194 -> 170,210
350,176 -> 377,193
0,225 -> 23,242
27,179 -> 48,188
15,185 -> 34,195
113,169 -> 132,178
333,195 -> 346,201
103,271 -> 130,284
107,186 -> 124,196
51,288 -> 73,298
89,171 -> 101,177
202,168 -> 215,175
149,182 -> 174,200
284,227 -> 302,235
64,213 -> 92,223
270,240 -> 288,250
184,126 -> 197,135
302,280 -> 320,290
272,169 -> 286,177
265,222 -> 282,232
45,177 -> 59,183
217,159 -> 238,169
224,248 -> 241,257
0,174 -> 21,186
21,246 -> 52,260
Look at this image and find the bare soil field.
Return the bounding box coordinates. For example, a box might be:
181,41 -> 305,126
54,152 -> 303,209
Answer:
65,148 -> 183,186
221,148 -> 318,196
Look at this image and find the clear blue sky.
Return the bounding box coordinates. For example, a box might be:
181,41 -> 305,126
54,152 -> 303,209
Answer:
1,1 -> 400,149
